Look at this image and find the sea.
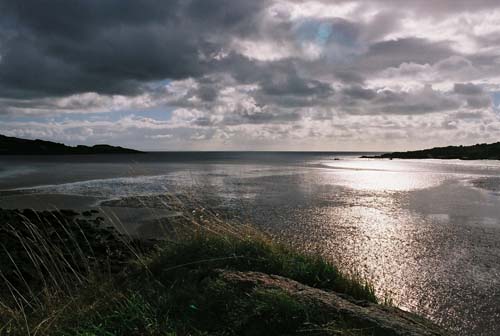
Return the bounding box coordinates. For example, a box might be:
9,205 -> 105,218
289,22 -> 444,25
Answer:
0,152 -> 499,335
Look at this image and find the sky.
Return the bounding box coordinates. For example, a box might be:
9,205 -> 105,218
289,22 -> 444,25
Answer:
1,0 -> 500,151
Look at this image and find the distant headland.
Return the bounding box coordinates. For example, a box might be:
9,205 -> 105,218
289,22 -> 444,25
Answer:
0,134 -> 143,155
363,142 -> 500,160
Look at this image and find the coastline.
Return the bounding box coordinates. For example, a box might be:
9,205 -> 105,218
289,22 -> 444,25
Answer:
363,142 -> 500,160
0,207 -> 448,335
1,154 -> 497,334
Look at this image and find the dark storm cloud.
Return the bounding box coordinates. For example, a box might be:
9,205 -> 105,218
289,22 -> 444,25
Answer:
260,72 -> 332,97
308,0 -> 500,15
211,54 -> 335,109
453,83 -> 491,109
379,0 -> 500,14
331,70 -> 365,84
0,26 -> 201,97
342,85 -> 376,100
454,83 -> 484,95
373,88 -> 461,114
0,0 -> 268,98
222,55 -> 334,96
465,96 -> 491,109
0,0 -> 179,37
338,86 -> 463,115
455,111 -> 485,119
358,38 -> 454,72
185,76 -> 224,103
222,109 -> 301,125
195,84 -> 219,102
193,116 -> 213,126
185,0 -> 267,36
2,0 -> 500,150
248,60 -> 336,109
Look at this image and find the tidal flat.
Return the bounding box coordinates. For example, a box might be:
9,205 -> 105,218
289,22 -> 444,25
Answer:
1,152 -> 499,335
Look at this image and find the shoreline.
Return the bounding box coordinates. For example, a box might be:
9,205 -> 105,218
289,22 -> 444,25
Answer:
361,155 -> 500,161
363,142 -> 500,160
0,207 -> 448,335
1,156 -> 498,334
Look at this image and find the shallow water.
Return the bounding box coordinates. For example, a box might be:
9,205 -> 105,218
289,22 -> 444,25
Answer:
1,152 -> 499,335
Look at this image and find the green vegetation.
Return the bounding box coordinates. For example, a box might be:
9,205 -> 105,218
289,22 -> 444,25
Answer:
364,141 -> 500,160
0,209 -> 376,336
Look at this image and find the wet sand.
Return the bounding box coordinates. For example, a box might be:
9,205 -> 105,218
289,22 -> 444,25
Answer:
2,154 -> 500,335
0,193 -> 182,239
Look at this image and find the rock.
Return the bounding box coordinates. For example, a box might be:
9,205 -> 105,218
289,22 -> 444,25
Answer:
0,208 -> 159,292
82,210 -> 93,217
59,209 -> 79,217
217,270 -> 448,336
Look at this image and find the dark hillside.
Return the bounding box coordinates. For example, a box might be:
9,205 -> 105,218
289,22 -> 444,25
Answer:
0,134 -> 142,155
365,142 -> 500,160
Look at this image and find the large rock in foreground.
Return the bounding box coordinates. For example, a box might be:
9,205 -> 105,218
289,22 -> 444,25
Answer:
218,270 -> 448,336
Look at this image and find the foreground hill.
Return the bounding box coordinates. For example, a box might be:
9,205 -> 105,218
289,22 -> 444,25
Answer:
0,208 -> 448,335
0,134 -> 142,154
366,142 -> 500,160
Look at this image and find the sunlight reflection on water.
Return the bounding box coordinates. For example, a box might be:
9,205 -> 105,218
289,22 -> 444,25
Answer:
320,159 -> 450,191
1,155 -> 500,335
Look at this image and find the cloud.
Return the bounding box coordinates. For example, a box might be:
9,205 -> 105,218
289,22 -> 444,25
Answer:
1,0 -> 500,150
337,85 -> 464,115
0,0 -> 268,98
358,38 -> 455,72
454,83 -> 484,95
342,85 -> 376,100
147,134 -> 173,139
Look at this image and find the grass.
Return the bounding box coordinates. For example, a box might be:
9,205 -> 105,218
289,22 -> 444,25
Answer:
147,233 -> 376,302
0,210 -> 377,336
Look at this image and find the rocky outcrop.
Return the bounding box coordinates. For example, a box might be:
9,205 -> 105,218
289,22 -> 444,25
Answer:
217,270 -> 448,336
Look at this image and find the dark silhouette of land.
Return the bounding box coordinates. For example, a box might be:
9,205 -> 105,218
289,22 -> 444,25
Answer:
364,142 -> 500,160
0,134 -> 143,155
